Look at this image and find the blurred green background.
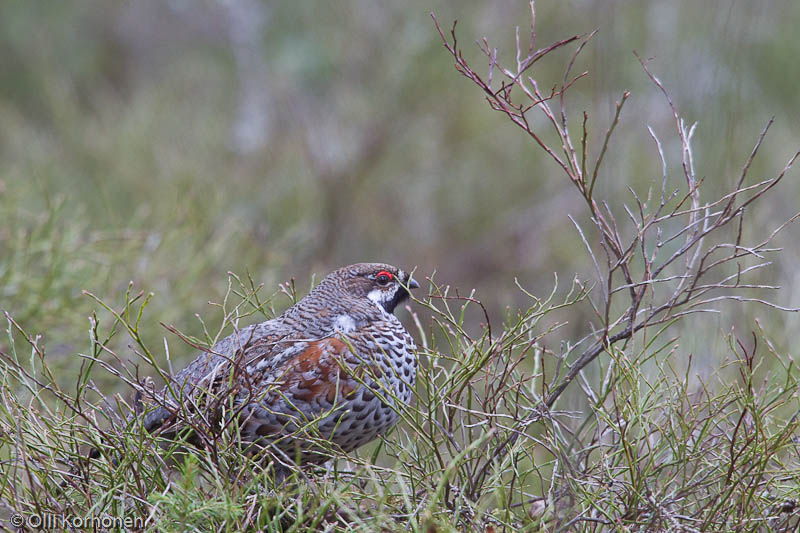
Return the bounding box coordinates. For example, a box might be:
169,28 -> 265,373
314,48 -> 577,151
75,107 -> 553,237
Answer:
1,1 -> 799,389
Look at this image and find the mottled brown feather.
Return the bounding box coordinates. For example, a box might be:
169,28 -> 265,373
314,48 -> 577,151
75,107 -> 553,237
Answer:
140,262 -> 419,467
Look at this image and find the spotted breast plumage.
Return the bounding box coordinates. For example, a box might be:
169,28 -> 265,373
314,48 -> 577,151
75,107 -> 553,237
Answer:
141,263 -> 419,467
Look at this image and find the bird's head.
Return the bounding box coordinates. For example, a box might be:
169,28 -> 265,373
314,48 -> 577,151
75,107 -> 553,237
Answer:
330,262 -> 420,314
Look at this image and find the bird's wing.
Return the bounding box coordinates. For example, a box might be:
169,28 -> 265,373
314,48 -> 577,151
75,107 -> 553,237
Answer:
248,336 -> 364,404
143,319 -> 294,432
234,334 -> 390,446
143,320 -> 391,436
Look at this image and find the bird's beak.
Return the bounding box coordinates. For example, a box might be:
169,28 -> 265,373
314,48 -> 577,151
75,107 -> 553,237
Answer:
407,277 -> 420,289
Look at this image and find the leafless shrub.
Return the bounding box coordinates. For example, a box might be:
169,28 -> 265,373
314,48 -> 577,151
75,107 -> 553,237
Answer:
428,2 -> 800,528
433,5 -> 799,410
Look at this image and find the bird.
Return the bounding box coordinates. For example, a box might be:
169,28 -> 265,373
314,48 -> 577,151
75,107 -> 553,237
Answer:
139,262 -> 420,469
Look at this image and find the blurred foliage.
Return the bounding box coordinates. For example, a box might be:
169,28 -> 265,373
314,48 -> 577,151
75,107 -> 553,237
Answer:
1,1 -> 799,389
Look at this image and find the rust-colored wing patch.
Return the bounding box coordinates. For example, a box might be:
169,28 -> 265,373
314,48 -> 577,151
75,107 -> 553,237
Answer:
276,338 -> 360,405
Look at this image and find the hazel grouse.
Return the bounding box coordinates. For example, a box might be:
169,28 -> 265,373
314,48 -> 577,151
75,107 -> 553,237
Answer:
141,263 -> 419,467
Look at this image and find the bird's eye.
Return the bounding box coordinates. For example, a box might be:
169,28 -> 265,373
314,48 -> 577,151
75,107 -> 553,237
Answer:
375,270 -> 394,285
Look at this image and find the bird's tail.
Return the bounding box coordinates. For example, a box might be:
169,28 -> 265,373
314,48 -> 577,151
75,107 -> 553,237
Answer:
142,405 -> 173,433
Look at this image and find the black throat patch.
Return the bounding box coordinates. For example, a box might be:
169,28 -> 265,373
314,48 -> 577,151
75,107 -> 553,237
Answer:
384,286 -> 410,314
